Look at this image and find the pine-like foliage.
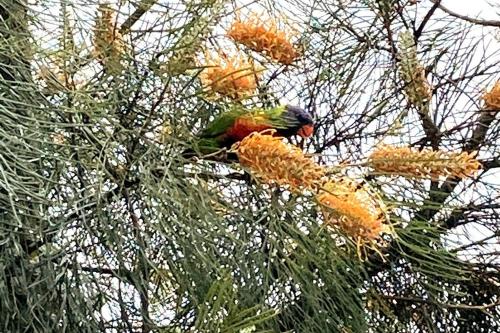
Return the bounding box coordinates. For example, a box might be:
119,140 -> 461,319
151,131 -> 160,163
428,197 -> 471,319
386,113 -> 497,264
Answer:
0,0 -> 499,332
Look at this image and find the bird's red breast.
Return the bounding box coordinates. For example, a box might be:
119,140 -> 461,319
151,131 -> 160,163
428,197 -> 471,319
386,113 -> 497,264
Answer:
297,124 -> 314,138
226,117 -> 272,141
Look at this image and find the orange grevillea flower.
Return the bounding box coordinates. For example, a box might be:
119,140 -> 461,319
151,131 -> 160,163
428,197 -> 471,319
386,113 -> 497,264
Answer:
200,52 -> 260,99
93,4 -> 126,72
482,80 -> 500,110
368,145 -> 481,180
227,13 -> 299,65
317,179 -> 386,245
233,130 -> 325,191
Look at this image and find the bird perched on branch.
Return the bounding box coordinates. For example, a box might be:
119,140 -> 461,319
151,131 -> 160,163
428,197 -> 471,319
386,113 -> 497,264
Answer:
188,105 -> 314,157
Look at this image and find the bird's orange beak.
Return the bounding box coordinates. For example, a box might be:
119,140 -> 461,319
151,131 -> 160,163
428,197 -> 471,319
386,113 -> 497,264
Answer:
298,124 -> 314,138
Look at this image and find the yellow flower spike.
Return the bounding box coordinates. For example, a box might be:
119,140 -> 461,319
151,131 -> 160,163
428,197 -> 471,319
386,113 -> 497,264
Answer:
482,80 -> 500,110
317,179 -> 386,241
316,178 -> 392,260
93,4 -> 126,73
200,51 -> 261,99
227,13 -> 299,65
368,145 -> 482,180
398,31 -> 432,112
233,130 -> 325,191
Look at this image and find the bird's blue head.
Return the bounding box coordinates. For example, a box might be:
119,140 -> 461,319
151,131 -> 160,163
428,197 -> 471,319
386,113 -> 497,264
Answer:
284,105 -> 315,138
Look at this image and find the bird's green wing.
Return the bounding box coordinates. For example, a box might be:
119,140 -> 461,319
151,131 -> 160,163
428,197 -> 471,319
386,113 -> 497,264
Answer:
201,107 -> 248,138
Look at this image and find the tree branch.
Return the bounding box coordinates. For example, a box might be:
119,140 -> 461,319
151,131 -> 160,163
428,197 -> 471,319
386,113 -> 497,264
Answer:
119,0 -> 158,34
464,111 -> 497,152
415,0 -> 441,40
430,0 -> 500,27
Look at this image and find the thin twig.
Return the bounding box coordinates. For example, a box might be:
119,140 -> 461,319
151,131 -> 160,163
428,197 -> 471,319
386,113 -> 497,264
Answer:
382,295 -> 500,310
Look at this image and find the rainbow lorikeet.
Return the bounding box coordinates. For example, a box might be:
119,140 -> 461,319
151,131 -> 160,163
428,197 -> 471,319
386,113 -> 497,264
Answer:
192,105 -> 314,155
